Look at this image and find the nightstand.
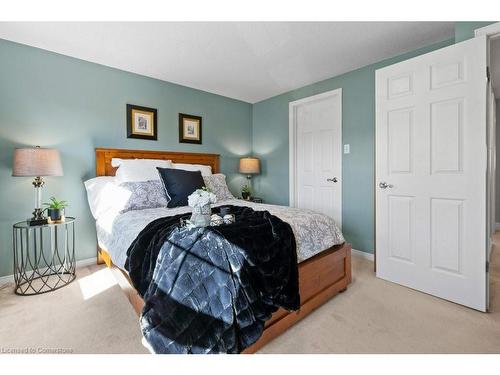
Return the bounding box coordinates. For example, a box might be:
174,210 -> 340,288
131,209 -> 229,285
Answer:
238,197 -> 264,203
12,217 -> 76,295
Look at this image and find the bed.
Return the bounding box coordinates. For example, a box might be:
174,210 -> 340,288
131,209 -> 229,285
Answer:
92,147 -> 352,353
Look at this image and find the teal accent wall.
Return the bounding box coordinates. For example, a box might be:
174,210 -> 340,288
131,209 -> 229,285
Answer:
0,39 -> 252,278
251,38 -> 455,254
454,21 -> 495,43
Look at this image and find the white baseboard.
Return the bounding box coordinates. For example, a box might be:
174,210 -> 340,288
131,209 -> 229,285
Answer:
496,222 -> 500,231
0,274 -> 13,286
0,256 -> 97,286
351,248 -> 374,262
75,257 -> 98,268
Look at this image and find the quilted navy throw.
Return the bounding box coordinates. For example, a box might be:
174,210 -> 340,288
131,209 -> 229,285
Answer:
125,206 -> 300,354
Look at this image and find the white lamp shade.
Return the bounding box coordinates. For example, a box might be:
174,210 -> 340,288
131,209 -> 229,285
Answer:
12,147 -> 63,177
239,157 -> 260,175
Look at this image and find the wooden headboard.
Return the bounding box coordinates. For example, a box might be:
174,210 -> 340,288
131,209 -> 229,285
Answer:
95,148 -> 220,176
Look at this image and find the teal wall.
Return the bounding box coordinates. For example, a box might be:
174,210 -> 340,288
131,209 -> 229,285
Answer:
454,21 -> 495,42
0,39 -> 252,277
251,38 -> 455,254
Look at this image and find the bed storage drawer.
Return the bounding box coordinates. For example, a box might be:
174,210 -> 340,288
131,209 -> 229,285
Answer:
264,243 -> 350,328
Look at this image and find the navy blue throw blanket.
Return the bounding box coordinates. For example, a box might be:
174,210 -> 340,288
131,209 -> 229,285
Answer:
125,206 -> 300,354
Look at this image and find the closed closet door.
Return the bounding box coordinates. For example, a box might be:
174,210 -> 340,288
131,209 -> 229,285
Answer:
375,36 -> 488,311
290,88 -> 342,227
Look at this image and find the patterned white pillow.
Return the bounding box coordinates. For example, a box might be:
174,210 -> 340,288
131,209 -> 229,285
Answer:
118,180 -> 169,213
203,174 -> 234,201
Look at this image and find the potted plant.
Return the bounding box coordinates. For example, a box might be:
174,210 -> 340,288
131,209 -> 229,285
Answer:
43,197 -> 68,223
241,184 -> 251,200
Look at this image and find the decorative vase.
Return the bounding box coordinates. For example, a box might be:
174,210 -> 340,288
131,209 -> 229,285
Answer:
242,191 -> 250,200
190,203 -> 212,227
223,214 -> 235,224
210,214 -> 224,226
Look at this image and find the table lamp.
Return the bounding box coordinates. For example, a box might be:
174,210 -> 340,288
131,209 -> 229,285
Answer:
239,157 -> 260,200
12,146 -> 63,225
239,157 -> 260,180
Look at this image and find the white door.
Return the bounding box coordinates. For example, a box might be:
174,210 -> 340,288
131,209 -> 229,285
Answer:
376,36 -> 488,311
290,88 -> 342,227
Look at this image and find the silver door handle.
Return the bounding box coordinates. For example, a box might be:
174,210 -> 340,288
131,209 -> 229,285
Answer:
327,177 -> 338,183
379,182 -> 393,189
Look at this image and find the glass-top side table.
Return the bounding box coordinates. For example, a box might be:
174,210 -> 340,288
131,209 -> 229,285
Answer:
13,217 -> 76,295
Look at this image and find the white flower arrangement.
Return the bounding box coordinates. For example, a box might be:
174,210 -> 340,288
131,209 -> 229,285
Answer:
188,188 -> 217,208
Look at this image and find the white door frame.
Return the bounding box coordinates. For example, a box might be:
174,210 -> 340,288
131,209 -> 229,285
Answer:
474,22 -> 500,38
289,88 -> 342,226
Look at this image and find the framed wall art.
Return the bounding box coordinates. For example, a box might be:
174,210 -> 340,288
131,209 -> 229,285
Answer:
179,113 -> 202,144
127,104 -> 158,140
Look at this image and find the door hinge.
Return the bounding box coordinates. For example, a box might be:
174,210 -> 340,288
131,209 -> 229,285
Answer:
486,261 -> 490,273
487,67 -> 491,82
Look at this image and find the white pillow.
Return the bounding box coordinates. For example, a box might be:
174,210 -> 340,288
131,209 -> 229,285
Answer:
84,177 -> 119,219
85,177 -> 141,220
111,158 -> 173,183
173,162 -> 212,177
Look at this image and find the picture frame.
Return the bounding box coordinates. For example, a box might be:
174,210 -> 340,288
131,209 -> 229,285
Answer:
179,113 -> 202,144
127,104 -> 158,140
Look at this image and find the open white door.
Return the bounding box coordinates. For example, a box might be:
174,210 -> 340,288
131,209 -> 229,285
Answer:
289,89 -> 342,227
375,36 -> 488,311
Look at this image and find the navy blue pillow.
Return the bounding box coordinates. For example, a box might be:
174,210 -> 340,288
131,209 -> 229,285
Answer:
157,167 -> 205,208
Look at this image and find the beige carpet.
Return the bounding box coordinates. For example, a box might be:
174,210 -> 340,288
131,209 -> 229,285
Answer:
261,243 -> 500,353
1,234 -> 500,354
0,266 -> 148,354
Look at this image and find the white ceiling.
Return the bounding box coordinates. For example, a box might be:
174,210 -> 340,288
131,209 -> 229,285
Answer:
0,22 -> 455,103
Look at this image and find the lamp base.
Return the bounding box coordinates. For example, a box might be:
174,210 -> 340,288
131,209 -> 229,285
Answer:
28,208 -> 48,226
28,178 -> 48,226
28,218 -> 49,226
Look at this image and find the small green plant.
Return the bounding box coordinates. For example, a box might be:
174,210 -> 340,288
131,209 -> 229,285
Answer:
242,184 -> 251,194
43,197 -> 69,210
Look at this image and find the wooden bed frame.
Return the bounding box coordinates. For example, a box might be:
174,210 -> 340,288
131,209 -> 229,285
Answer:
95,147 -> 352,353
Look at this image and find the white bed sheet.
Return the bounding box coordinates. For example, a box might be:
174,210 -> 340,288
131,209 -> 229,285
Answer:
96,199 -> 344,269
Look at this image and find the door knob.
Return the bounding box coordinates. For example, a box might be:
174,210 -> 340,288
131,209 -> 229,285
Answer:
327,177 -> 338,183
379,182 -> 393,189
